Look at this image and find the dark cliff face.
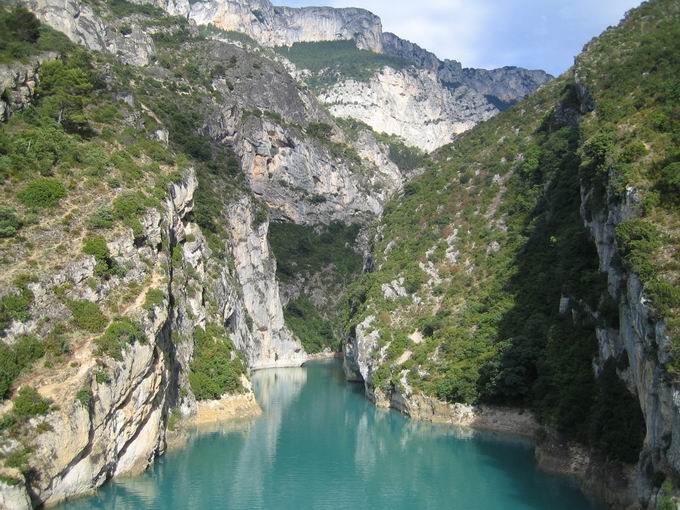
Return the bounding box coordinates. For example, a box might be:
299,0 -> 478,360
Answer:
382,31 -> 553,107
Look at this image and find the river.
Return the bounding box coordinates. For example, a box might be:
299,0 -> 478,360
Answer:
60,360 -> 602,510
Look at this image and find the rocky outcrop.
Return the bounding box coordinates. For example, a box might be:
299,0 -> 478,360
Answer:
0,53 -> 57,122
170,40 -> 404,225
382,32 -> 553,106
319,66 -> 497,152
22,0 -> 155,65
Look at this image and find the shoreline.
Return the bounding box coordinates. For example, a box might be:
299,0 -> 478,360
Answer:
369,385 -> 636,509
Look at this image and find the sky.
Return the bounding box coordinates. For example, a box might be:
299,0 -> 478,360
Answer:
275,0 -> 643,75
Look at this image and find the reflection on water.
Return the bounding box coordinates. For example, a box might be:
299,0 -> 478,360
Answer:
61,360 -> 602,510
227,367 -> 307,508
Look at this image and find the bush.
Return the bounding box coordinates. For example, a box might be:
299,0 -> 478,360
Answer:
0,206 -> 21,238
12,386 -> 50,418
87,207 -> 115,229
0,336 -> 44,399
660,162 -> 680,200
189,324 -> 244,400
82,235 -> 114,277
143,288 -> 165,311
615,220 -> 661,280
67,300 -> 107,333
0,285 -> 34,333
4,7 -> 40,44
16,178 -> 67,208
307,122 -> 333,140
113,191 -> 148,222
94,318 -> 145,360
284,297 -> 338,353
76,386 -> 92,406
657,481 -> 675,510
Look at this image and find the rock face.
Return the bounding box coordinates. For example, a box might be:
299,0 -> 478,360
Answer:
234,117 -> 395,224
319,66 -> 497,152
165,0 -> 384,51
227,198 -> 306,368
23,0 -> 155,65
382,32 -> 553,106
1,168 -> 305,507
0,53 -> 57,121
581,183 -> 676,502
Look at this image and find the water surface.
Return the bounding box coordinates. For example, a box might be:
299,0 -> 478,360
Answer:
62,360 -> 602,510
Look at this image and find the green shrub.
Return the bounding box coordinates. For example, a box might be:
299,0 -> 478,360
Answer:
12,386 -> 50,418
67,300 -> 107,333
615,220 -> 661,280
307,122 -> 333,140
143,288 -> 165,311
0,284 -> 34,332
660,162 -> 680,199
189,324 -> 244,400
0,206 -> 21,238
76,386 -> 92,406
4,448 -> 30,474
284,297 -> 338,353
82,235 -> 114,277
94,318 -> 145,360
3,7 -> 40,44
112,191 -> 148,222
657,481 -> 675,510
87,207 -> 115,229
16,178 -> 67,208
0,336 -> 44,399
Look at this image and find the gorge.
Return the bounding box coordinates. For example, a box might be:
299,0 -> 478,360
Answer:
0,0 -> 678,509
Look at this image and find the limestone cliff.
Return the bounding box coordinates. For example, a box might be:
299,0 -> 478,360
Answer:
148,0 -> 384,51
318,66 -> 498,152
21,0 -> 156,65
0,166 -> 305,507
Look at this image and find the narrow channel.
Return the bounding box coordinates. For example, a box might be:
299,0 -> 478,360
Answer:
60,360 -> 602,509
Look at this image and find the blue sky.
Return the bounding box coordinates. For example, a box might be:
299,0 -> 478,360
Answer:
276,0 -> 642,75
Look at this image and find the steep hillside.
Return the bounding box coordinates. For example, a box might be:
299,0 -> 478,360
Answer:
342,0 -> 680,506
132,0 -> 552,151
0,0 -> 423,505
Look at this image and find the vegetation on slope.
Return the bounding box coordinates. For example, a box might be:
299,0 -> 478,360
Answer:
274,40 -> 408,91
0,4 -> 71,64
269,222 -> 362,353
343,0 -> 680,464
189,323 -> 245,400
0,2 -> 256,410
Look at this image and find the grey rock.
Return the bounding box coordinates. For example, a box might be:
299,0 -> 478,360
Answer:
0,53 -> 57,122
382,32 -> 553,106
23,0 -> 155,65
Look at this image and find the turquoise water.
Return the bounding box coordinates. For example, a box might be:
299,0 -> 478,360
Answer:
62,360 -> 602,510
